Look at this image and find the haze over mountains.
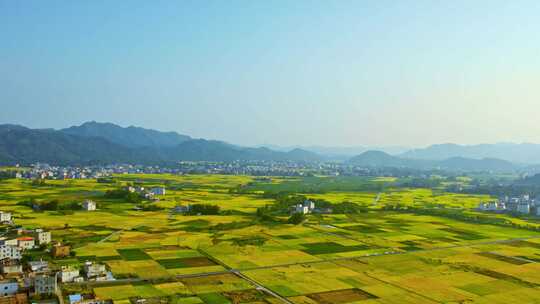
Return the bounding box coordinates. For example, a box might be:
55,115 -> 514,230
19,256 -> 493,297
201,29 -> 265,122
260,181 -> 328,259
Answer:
348,151 -> 517,172
1,121 -> 540,172
0,122 -> 321,165
260,145 -> 410,159
400,143 -> 540,165
62,121 -> 192,148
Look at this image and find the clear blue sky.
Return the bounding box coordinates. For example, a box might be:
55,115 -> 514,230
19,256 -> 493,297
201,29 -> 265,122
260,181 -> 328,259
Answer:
1,0 -> 540,147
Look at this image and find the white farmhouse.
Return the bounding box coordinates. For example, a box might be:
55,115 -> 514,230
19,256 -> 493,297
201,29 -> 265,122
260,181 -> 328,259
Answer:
34,230 -> 52,246
0,211 -> 12,223
83,200 -> 96,211
0,245 -> 21,260
60,266 -> 81,283
304,200 -> 315,210
84,262 -> 107,280
17,237 -> 35,250
295,204 -> 309,214
28,260 -> 49,272
1,263 -> 22,275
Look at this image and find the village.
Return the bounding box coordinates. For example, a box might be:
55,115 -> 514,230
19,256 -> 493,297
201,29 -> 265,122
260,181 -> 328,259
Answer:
0,207 -> 115,304
478,194 -> 540,216
2,161 -> 336,181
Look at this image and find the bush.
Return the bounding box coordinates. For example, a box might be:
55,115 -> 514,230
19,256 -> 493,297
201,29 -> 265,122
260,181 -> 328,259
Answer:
288,213 -> 306,225
104,189 -> 141,204
186,204 -> 220,215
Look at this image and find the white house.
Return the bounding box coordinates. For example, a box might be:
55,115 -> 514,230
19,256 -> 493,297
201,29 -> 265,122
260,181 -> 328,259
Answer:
150,187 -> 166,196
28,260 -> 49,273
60,266 -> 81,283
0,211 -> 12,223
1,263 -> 22,275
295,204 -> 309,214
84,262 -> 107,280
34,230 -> 52,245
17,237 -> 35,250
303,200 -> 315,210
0,245 -> 21,260
83,200 -> 96,211
0,238 -> 18,247
0,280 -> 19,297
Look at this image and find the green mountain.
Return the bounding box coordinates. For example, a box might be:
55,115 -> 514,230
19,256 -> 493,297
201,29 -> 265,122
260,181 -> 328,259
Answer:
0,123 -> 323,165
348,151 -> 517,172
400,143 -> 540,164
0,125 -> 153,165
61,121 -> 191,148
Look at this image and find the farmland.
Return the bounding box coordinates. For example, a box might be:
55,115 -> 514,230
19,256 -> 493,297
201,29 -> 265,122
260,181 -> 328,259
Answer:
1,174 -> 540,303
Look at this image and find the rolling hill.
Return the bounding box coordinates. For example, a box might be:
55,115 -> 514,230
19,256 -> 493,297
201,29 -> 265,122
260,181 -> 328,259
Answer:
0,123 -> 323,165
61,121 -> 191,148
400,143 -> 540,164
348,150 -> 518,172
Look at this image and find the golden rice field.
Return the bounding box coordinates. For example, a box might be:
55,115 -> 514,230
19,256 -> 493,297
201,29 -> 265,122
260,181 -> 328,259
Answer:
1,174 -> 540,303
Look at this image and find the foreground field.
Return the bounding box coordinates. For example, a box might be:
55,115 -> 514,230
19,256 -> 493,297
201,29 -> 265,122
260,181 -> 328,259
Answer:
1,174 -> 540,303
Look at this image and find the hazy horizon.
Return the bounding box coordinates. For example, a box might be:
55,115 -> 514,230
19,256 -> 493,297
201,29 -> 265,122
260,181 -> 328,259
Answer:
2,1 -> 540,147
5,120 -> 540,152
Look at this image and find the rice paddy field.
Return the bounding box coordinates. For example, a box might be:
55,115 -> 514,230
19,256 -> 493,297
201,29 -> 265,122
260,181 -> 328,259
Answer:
1,174 -> 540,303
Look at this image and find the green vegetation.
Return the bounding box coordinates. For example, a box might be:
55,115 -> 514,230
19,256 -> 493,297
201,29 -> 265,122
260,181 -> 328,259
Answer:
186,204 -> 220,215
1,173 -> 540,303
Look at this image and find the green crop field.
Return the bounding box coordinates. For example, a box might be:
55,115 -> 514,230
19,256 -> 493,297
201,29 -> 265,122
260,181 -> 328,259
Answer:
1,174 -> 540,303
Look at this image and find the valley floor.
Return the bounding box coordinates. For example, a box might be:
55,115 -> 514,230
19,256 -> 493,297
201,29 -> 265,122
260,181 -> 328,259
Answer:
1,175 -> 540,303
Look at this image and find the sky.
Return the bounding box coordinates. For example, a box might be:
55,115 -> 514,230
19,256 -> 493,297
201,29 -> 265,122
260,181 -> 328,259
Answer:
1,1 -> 540,148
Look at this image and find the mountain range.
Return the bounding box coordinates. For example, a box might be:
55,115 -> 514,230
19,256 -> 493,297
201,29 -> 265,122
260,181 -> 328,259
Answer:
400,143 -> 540,164
0,122 -> 321,165
259,144 -> 410,160
0,121 -> 538,172
62,121 -> 192,148
348,151 -> 518,172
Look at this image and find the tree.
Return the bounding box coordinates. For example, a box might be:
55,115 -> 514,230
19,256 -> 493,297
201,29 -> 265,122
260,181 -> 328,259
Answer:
288,213 -> 306,225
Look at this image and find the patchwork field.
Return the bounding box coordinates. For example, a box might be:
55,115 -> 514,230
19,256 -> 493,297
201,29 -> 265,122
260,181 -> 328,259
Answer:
1,174 -> 540,303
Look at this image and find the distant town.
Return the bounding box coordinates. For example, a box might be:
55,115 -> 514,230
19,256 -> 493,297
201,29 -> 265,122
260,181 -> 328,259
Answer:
0,161 -> 400,180
478,194 -> 540,216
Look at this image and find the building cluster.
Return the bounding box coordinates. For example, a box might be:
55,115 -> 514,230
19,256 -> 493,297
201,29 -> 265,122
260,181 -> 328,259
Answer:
0,211 -> 113,303
291,200 -> 333,215
12,164 -> 112,180
126,186 -> 166,200
9,161 -> 340,179
293,200 -> 316,214
478,194 -> 540,216
0,213 -> 61,302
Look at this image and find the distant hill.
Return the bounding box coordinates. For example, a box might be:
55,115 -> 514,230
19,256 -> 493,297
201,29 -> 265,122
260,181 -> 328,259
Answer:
348,150 -> 517,172
62,121 -> 191,148
0,123 -> 324,165
0,125 -> 153,165
400,143 -> 540,164
348,150 -> 413,167
514,174 -> 540,186
260,145 -> 409,159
